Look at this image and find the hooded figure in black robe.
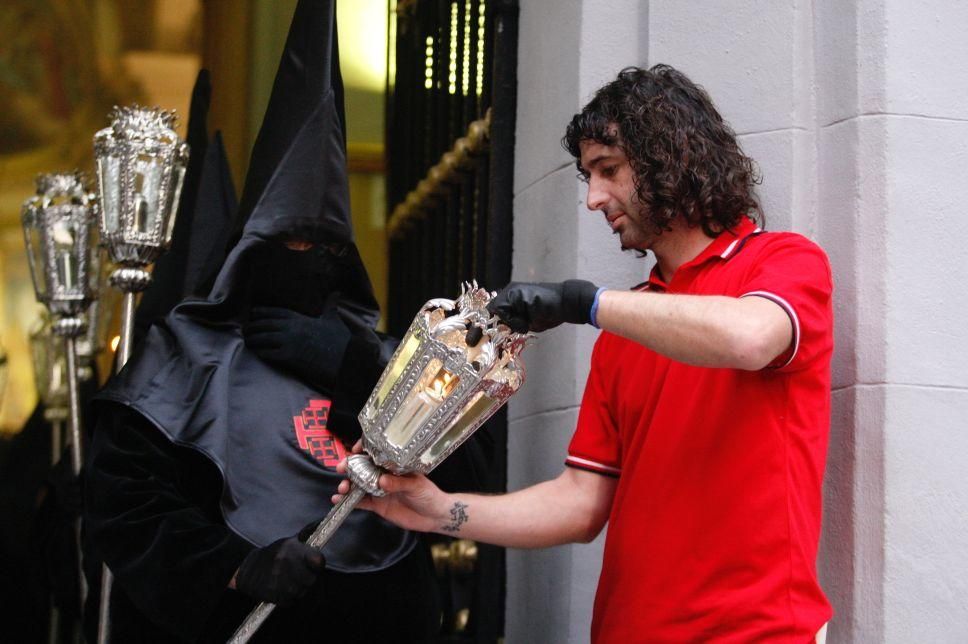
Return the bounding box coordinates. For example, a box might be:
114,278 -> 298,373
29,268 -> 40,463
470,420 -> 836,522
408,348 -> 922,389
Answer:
83,2 -> 456,642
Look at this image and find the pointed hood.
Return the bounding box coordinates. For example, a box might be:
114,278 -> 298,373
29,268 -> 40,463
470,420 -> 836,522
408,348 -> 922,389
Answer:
181,131 -> 238,299
209,0 -> 378,327
235,0 -> 345,228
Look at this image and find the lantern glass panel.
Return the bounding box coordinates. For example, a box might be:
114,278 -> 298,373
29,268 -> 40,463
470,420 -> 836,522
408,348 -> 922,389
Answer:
420,391 -> 497,465
164,164 -> 186,244
49,351 -> 68,406
27,225 -> 48,299
97,155 -> 121,233
51,218 -> 79,290
132,154 -> 164,235
384,359 -> 459,448
374,332 -> 422,409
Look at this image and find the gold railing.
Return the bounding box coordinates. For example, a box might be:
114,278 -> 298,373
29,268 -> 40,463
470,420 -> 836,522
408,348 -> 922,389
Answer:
387,109 -> 491,239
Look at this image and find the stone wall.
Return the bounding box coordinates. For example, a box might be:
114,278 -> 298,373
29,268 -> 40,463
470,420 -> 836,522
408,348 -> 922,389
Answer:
507,1 -> 968,642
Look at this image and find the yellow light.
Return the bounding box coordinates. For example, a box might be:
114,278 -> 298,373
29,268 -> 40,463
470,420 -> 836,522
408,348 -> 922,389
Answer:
462,0 -> 471,95
337,0 -> 388,92
476,0 -> 485,96
448,2 -> 458,94
425,35 -> 434,89
110,335 -> 121,352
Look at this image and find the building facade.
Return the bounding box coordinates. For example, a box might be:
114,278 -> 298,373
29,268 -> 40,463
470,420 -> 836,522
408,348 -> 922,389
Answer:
506,1 -> 968,642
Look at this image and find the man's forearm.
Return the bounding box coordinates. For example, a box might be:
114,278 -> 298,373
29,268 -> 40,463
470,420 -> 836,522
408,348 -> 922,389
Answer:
595,290 -> 792,370
422,469 -> 615,548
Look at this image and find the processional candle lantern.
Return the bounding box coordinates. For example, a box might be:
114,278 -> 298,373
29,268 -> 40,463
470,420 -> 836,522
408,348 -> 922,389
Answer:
231,282 -> 530,643
93,105 -> 188,644
94,105 -> 188,365
29,317 -> 71,461
22,172 -> 98,473
21,171 -> 99,606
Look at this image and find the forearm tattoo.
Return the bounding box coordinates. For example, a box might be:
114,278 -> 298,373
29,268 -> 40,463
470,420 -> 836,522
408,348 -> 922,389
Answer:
442,501 -> 469,533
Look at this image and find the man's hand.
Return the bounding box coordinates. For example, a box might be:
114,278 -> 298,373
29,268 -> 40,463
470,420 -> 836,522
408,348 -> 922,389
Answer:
233,535 -> 326,606
488,280 -> 601,333
243,306 -> 351,390
332,463 -> 454,535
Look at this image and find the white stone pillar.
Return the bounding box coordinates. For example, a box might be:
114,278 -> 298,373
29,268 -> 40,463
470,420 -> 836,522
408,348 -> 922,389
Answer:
509,1 -> 968,641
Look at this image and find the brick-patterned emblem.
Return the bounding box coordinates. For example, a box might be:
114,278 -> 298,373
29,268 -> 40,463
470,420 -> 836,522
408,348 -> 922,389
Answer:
293,399 -> 345,468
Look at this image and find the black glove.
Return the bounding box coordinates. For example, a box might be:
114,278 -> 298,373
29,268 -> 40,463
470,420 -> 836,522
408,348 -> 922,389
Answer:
488,280 -> 600,333
244,306 -> 352,391
235,536 -> 326,606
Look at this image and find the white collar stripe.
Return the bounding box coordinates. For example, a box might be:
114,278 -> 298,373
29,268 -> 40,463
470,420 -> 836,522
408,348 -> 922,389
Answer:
720,227 -> 763,259
741,290 -> 800,368
566,455 -> 621,474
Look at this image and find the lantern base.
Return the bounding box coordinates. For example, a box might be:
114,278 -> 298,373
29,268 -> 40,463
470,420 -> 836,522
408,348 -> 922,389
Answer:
109,267 -> 152,293
51,316 -> 86,339
346,454 -> 387,497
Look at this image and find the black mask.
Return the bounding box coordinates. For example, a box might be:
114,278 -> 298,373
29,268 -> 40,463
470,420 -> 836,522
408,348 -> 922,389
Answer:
247,243 -> 333,317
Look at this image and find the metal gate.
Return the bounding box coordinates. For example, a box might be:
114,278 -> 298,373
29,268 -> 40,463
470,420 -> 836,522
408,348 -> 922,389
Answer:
385,0 -> 518,640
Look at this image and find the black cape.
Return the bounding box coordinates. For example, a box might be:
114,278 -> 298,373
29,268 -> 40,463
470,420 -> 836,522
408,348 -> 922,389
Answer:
84,1 -> 429,640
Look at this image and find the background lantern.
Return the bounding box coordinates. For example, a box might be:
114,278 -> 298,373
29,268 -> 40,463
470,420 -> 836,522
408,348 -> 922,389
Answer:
231,283 -> 530,643
93,105 -> 189,365
22,172 -> 98,320
21,171 -> 98,608
93,105 -> 188,644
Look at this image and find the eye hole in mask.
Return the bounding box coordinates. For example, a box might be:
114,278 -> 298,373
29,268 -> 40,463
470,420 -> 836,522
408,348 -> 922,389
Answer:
247,243 -> 335,317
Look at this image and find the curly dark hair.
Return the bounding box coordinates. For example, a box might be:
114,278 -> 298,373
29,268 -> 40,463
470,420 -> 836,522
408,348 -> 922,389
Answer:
563,65 -> 762,237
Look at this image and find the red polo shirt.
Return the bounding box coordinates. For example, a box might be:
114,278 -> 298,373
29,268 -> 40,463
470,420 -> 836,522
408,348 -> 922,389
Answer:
567,217 -> 833,642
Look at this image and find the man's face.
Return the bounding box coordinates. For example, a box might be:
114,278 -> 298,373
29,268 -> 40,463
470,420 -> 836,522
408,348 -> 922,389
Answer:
579,138 -> 654,251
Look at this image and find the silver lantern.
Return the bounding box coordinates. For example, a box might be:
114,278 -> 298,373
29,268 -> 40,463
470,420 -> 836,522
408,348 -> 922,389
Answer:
22,172 -> 98,320
21,171 -> 98,608
231,282 -> 530,643
94,105 -> 188,268
94,104 -> 188,365
93,105 -> 188,644
21,171 -> 98,463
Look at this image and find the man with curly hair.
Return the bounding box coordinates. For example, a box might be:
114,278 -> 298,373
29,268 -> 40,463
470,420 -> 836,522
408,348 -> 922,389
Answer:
338,65 -> 833,642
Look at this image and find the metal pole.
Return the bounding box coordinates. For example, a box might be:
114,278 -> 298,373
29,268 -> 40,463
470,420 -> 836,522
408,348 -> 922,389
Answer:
116,291 -> 137,366
228,487 -> 367,644
228,454 -> 383,643
96,290 -> 136,644
63,332 -> 88,612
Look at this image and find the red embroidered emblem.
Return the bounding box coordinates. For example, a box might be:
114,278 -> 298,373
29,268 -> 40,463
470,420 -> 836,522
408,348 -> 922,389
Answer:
293,399 -> 345,467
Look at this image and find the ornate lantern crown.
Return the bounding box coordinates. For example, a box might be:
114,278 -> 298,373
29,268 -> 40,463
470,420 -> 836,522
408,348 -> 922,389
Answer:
94,105 -> 189,266
21,171 -> 98,317
359,282 -> 529,475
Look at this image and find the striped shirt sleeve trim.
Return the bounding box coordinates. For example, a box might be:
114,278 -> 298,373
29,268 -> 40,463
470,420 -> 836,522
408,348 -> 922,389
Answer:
565,455 -> 621,477
741,290 -> 800,368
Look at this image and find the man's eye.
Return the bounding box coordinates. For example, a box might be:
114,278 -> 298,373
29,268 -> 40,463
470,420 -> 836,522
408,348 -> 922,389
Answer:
601,166 -> 617,178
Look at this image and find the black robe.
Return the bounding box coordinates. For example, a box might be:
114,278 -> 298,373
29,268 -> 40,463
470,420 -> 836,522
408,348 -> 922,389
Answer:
85,405 -> 442,643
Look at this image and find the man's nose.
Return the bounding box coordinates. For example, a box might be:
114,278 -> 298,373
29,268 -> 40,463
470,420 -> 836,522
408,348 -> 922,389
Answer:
586,178 -> 607,212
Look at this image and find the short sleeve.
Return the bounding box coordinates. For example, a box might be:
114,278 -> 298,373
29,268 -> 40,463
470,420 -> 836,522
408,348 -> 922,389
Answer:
566,336 -> 622,477
739,234 -> 834,372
